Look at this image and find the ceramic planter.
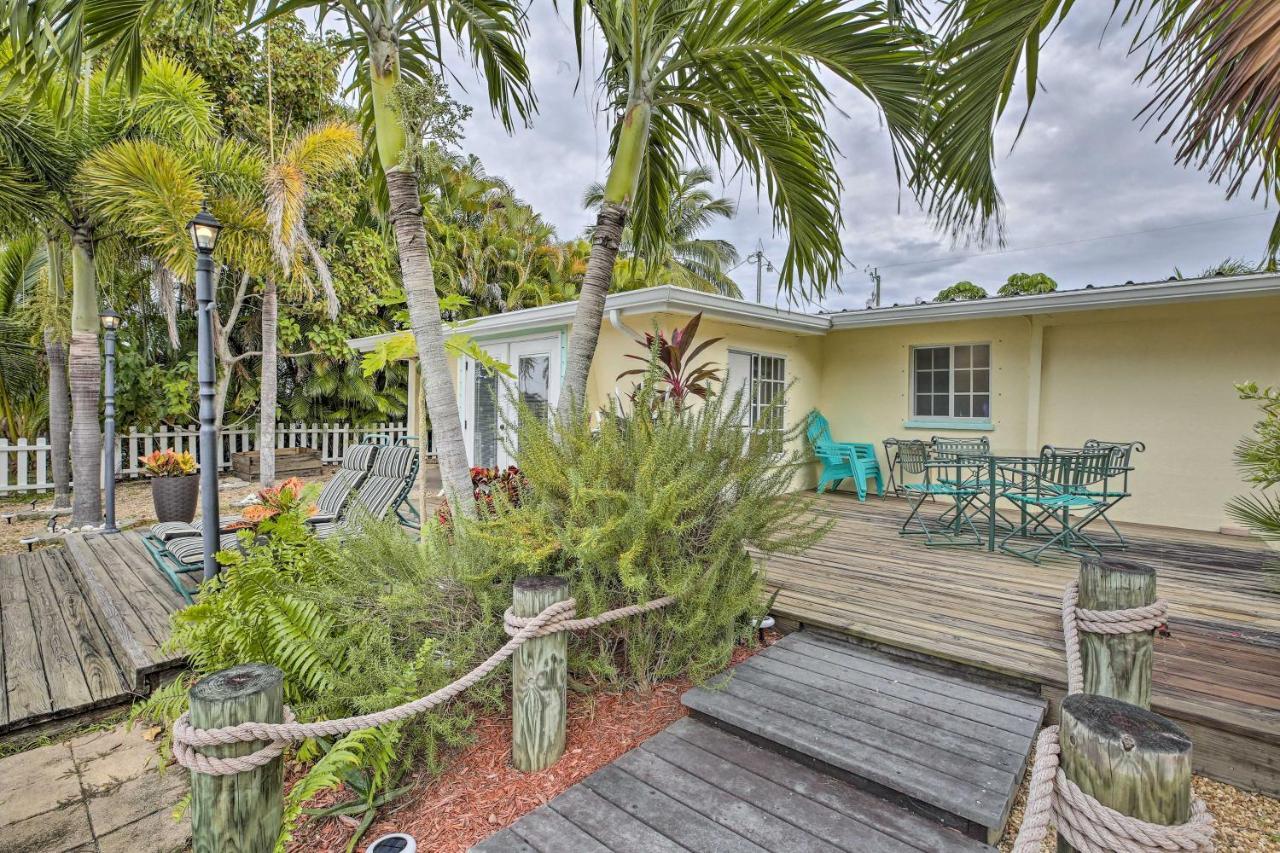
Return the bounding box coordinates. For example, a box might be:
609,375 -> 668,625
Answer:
151,474 -> 199,523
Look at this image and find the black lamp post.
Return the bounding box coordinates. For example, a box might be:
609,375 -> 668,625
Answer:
100,307 -> 122,533
188,203 -> 222,582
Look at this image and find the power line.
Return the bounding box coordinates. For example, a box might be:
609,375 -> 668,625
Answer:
874,211 -> 1272,271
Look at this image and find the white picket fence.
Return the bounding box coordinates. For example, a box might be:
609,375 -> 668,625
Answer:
0,421 -> 432,496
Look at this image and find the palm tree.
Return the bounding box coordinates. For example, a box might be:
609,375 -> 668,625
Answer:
556,0 -> 985,413
5,0 -> 534,513
584,166 -> 742,297
0,57 -> 217,525
261,121 -> 361,484
925,1 -> 1280,252
0,236 -> 46,442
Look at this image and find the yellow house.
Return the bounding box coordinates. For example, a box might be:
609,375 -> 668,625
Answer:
350,274 -> 1280,533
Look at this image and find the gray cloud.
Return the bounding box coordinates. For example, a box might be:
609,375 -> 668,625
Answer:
444,3 -> 1274,311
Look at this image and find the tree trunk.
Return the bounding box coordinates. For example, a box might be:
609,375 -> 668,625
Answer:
559,202 -> 628,415
45,330 -> 72,508
368,30 -> 473,513
45,235 -> 71,508
68,227 -> 100,526
258,278 -> 278,486
558,98 -> 649,414
386,168 -> 473,514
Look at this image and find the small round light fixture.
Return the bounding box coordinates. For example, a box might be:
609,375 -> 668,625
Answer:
99,307 -> 122,332
187,201 -> 222,253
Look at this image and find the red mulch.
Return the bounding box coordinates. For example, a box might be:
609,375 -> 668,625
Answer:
288,639 -> 768,853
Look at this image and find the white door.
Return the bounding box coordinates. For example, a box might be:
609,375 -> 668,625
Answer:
464,336 -> 560,468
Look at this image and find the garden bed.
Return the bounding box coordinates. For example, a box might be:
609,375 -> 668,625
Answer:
287,641 -> 767,852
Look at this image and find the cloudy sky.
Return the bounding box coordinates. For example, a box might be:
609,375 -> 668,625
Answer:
435,3 -> 1275,312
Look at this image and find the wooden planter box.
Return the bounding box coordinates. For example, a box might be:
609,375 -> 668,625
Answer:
231,447 -> 323,482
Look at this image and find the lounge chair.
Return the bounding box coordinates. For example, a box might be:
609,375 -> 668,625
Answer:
806,410 -> 882,501
308,443 -> 419,539
148,442 -> 379,541
143,442 -> 380,602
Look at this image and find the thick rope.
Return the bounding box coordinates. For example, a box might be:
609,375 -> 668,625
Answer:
1062,581 -> 1169,695
1013,726 -> 1215,853
173,595 -> 673,776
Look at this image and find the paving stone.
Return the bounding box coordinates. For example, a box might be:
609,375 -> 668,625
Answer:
0,799 -> 94,852
85,766 -> 187,836
0,742 -> 82,826
70,726 -> 164,793
97,808 -> 190,853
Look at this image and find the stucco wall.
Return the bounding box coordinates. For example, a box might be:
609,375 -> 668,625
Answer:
817,295 -> 1280,531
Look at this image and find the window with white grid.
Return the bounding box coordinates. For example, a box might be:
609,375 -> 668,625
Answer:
910,343 -> 991,420
728,350 -> 786,449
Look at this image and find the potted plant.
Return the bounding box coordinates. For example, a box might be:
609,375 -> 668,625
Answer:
140,449 -> 199,523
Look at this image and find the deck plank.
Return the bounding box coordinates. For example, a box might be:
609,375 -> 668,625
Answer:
36,549 -> 126,707
17,549 -> 92,714
0,553 -> 49,725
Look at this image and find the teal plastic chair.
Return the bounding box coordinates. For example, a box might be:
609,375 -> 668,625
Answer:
806,410 -> 883,501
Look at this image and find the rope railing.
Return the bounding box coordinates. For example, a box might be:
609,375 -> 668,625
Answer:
173,595 -> 674,777
1061,579 -> 1169,695
1011,582 -> 1214,853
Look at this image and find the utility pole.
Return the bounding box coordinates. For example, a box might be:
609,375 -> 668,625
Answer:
865,265 -> 882,309
746,248 -> 774,303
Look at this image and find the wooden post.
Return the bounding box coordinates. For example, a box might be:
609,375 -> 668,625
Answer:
1078,555 -> 1157,708
189,664 -> 285,853
1057,693 -> 1192,853
512,576 -> 569,772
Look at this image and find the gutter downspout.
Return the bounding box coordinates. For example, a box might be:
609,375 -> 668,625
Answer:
608,307 -> 643,342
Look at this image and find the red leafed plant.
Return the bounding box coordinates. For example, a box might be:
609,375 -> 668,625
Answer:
616,312 -> 723,410
239,477 -> 318,527
436,466 -> 527,526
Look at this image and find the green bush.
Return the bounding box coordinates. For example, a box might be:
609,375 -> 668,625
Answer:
1228,382 -> 1280,545
935,281 -> 987,302
502,380 -> 829,686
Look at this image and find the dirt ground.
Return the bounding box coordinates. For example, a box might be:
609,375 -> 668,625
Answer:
0,464 -> 441,556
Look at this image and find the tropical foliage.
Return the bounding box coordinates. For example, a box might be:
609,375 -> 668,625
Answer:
997,271 -> 1057,297
936,280 -> 988,302
926,1 -> 1280,255
617,313 -> 723,410
585,167 -> 741,296
1227,382 -> 1280,548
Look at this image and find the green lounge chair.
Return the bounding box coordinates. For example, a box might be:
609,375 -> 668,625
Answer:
806,410 -> 883,501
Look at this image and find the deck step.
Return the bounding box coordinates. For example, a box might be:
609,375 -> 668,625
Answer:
681,631 -> 1046,844
471,717 -> 991,852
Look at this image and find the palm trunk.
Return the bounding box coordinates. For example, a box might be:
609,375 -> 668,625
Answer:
370,30 -> 474,514
45,234 -> 71,508
559,98 -> 650,414
45,329 -> 72,508
259,277 -> 278,486
68,226 -> 100,526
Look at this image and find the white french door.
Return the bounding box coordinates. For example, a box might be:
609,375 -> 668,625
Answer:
463,336 -> 560,468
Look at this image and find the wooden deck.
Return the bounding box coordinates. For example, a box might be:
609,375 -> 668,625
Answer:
764,492 -> 1280,795
0,531 -> 187,736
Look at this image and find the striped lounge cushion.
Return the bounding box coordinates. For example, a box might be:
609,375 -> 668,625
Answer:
166,531 -> 245,566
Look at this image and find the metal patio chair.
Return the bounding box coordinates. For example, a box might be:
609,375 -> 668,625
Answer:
899,455 -> 985,547
998,446 -> 1118,563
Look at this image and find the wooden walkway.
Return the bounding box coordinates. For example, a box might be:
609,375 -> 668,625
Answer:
763,492 -> 1280,796
476,632 -> 1046,852
0,531 -> 187,735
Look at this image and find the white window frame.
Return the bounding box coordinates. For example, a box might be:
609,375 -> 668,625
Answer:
908,342 -> 992,423
729,348 -> 787,441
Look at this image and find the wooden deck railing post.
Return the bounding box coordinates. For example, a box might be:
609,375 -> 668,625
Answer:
512,576 -> 569,771
1077,555 -> 1157,708
1058,693 -> 1192,853
189,664 -> 284,852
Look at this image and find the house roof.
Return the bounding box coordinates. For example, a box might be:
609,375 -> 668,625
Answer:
825,271 -> 1280,328
347,273 -> 1280,352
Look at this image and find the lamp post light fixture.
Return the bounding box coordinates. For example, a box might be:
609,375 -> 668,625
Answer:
188,202 -> 223,582
100,308 -> 122,534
